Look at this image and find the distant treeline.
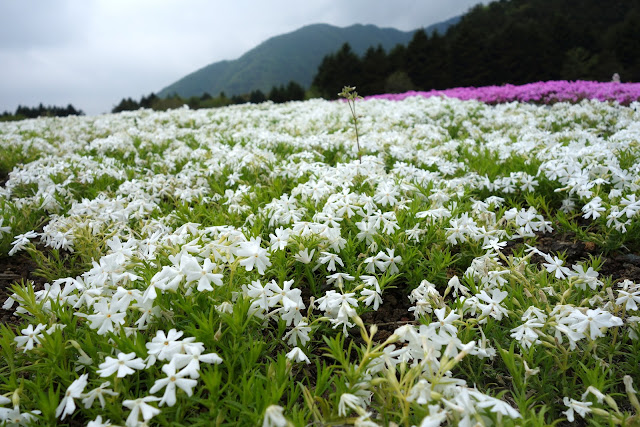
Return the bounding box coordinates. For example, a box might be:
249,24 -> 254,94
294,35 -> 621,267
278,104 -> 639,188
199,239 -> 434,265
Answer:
312,0 -> 640,98
0,104 -> 84,121
112,81 -> 305,113
112,0 -> 640,113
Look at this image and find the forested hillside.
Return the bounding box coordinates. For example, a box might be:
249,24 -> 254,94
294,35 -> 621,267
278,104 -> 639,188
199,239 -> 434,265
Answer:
312,0 -> 640,98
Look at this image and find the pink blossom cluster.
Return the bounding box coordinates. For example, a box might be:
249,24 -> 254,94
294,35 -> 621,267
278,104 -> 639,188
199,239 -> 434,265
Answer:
366,80 -> 640,105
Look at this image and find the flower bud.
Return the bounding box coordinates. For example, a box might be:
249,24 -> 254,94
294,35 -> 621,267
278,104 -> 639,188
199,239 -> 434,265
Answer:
369,324 -> 378,338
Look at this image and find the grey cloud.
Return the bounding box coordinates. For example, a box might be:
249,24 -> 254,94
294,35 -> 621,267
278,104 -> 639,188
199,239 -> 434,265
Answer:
316,0 -> 490,30
0,0 -> 492,115
0,1 -> 92,49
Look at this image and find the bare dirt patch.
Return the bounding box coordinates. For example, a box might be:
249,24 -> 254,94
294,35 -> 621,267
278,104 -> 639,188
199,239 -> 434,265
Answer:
0,254 -> 46,329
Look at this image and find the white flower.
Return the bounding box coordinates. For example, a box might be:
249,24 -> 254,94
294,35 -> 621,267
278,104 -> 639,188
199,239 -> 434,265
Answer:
418,405 -> 448,427
86,415 -> 113,427
562,397 -> 592,422
172,348 -> 223,379
285,347 -> 310,364
553,323 -> 586,350
521,306 -> 547,322
266,279 -> 300,310
523,360 -> 540,380
354,412 -> 379,427
0,404 -> 41,425
316,251 -> 343,272
184,257 -> 223,291
149,362 -> 198,406
326,272 -> 355,288
283,321 -> 311,346
293,248 -> 315,264
356,219 -> 378,244
215,301 -> 234,314
476,289 -> 509,321
542,255 -> 571,279
123,396 -> 161,427
582,196 -> 605,219
568,308 -> 623,340
616,288 -> 640,311
581,386 -> 605,404
510,319 -> 543,349
361,288 -> 382,311
428,307 -> 460,339
624,375 -> 637,395
338,393 -> 363,417
263,404 -> 288,427
9,231 -> 38,256
55,373 -> 89,419
81,381 -> 118,409
482,238 -> 507,252
14,323 -> 46,352
473,391 -> 521,418
269,227 -> 291,251
97,352 -> 146,378
86,300 -> 127,335
281,298 -> 305,326
146,329 -> 185,362
569,264 -> 601,290
236,237 -> 272,274
375,248 -> 402,274
407,379 -> 432,404
446,275 -> 469,297
0,218 -> 10,237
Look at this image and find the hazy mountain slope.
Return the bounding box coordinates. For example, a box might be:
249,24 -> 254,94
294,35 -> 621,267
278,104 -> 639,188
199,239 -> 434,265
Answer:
157,19 -> 458,98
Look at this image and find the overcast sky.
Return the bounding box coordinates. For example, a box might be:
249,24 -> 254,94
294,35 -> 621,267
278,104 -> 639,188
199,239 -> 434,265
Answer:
0,0 -> 491,116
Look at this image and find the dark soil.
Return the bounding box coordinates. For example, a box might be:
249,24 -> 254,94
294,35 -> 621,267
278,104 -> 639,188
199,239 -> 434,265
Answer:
528,231 -> 640,284
356,230 -> 640,342
0,254 -> 46,329
1,229 -> 639,337
360,285 -> 416,342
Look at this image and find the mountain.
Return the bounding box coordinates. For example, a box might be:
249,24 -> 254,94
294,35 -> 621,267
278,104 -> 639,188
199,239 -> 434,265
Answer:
157,19 -> 459,99
423,15 -> 461,36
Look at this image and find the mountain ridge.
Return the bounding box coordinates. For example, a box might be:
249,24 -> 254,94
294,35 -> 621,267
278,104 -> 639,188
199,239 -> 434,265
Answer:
157,18 -> 460,98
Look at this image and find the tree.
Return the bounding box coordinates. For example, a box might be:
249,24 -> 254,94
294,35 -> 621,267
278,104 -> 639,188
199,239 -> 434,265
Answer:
611,9 -> 640,81
268,85 -> 287,103
285,81 -> 305,101
384,71 -> 415,94
249,90 -> 267,104
420,31 -> 450,89
360,45 -> 389,95
112,98 -> 140,113
406,30 -> 430,89
561,47 -> 600,81
312,43 -> 362,99
139,93 -> 158,109
449,23 -> 489,87
230,94 -> 247,104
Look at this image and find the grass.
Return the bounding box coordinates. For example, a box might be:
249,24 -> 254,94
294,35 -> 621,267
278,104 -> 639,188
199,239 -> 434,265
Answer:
0,95 -> 639,426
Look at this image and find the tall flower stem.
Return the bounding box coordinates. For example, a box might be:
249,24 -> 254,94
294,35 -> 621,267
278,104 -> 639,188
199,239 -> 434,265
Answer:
339,86 -> 363,164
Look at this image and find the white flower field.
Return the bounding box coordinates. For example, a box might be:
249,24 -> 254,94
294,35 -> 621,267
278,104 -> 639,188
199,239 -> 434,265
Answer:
0,95 -> 640,426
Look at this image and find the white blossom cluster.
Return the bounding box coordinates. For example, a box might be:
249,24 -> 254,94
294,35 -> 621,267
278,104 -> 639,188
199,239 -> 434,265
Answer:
1,96 -> 639,425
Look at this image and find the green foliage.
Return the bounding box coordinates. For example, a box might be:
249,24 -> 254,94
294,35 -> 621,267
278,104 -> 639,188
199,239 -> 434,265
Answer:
1,104 -> 84,120
2,90 -> 640,426
112,80 -> 309,114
